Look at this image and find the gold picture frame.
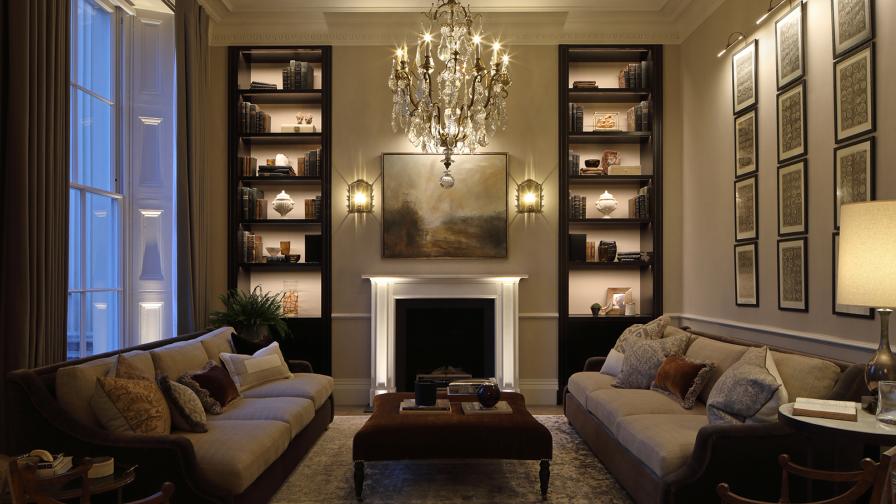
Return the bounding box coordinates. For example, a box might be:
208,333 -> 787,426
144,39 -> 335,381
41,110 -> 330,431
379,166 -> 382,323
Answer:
601,287 -> 633,315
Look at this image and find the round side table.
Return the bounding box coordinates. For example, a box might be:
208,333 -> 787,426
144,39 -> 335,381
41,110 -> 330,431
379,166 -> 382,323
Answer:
779,402 -> 896,446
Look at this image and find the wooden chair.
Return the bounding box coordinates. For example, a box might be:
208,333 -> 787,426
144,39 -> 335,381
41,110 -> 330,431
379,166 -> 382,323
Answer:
717,453 -> 881,504
7,458 -> 174,504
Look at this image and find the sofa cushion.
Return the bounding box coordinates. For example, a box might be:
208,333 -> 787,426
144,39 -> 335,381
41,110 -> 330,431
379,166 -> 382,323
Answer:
150,340 -> 209,379
219,342 -> 292,392
242,373 -> 334,409
158,377 -> 208,433
55,350 -> 155,428
652,355 -> 715,409
189,362 -> 241,407
197,327 -> 236,365
176,373 -> 223,415
567,372 -> 616,410
771,351 -> 841,400
685,337 -> 750,403
615,414 -> 708,477
90,377 -> 171,435
587,388 -> 706,433
178,420 -> 291,495
211,397 -> 315,437
613,316 -> 670,353
707,347 -> 787,425
615,333 -> 690,389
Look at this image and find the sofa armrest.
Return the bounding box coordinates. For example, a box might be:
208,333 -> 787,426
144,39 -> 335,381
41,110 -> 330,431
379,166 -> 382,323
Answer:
287,359 -> 314,373
664,422 -> 807,504
584,357 -> 606,372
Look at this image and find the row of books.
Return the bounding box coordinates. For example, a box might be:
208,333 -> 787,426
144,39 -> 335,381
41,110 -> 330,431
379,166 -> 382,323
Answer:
567,150 -> 581,176
304,196 -> 322,220
301,148 -> 323,177
618,62 -> 649,89
628,186 -> 650,219
617,251 -> 645,263
258,165 -> 296,177
568,103 -> 585,133
569,193 -> 587,220
626,101 -> 651,132
249,81 -> 277,90
238,231 -> 265,263
283,60 -> 315,90
240,187 -> 268,221
238,156 -> 259,176
239,102 -> 271,134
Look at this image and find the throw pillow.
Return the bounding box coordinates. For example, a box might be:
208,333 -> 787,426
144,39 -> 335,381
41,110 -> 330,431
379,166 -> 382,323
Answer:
158,375 -> 207,432
176,374 -> 223,415
108,354 -> 154,381
651,355 -> 715,409
189,361 -> 240,406
90,377 -> 171,435
707,347 -> 788,425
600,349 -> 625,377
613,315 -> 671,353
220,341 -> 292,391
231,333 -> 267,355
614,333 -> 690,389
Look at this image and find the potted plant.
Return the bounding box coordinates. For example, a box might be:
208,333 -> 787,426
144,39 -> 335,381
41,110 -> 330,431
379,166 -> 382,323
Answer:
590,303 -> 603,317
209,286 -> 290,344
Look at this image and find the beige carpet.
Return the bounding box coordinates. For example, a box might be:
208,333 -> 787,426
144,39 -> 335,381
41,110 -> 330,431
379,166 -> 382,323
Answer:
272,415 -> 632,504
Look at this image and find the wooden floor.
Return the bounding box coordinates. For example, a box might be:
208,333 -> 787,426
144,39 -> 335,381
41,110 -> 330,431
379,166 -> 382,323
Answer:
335,405 -> 563,416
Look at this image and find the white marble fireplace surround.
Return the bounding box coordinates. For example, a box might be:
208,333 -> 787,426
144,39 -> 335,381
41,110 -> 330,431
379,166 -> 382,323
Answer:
363,274 -> 527,403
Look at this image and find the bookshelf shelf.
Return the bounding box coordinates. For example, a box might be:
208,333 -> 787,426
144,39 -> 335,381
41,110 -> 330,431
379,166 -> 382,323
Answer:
567,88 -> 650,103
568,131 -> 651,144
229,46 -> 332,376
568,175 -> 653,185
569,261 -> 653,270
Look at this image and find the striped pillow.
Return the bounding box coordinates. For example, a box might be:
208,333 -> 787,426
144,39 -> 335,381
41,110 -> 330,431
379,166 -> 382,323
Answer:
219,342 -> 292,391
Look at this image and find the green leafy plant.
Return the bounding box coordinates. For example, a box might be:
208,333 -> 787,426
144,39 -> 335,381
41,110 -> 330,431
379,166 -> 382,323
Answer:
209,286 -> 290,341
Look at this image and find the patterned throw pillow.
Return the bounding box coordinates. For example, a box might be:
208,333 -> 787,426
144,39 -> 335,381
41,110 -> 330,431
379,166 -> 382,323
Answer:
90,377 -> 171,435
219,341 -> 292,392
651,355 -> 715,409
706,347 -> 788,424
176,374 -> 223,415
188,361 -> 241,406
614,333 -> 690,389
158,375 -> 208,432
613,315 -> 671,353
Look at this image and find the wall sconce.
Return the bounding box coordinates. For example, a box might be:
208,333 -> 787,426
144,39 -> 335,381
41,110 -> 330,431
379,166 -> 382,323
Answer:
347,179 -> 373,213
756,0 -> 803,25
717,32 -> 746,58
515,179 -> 543,213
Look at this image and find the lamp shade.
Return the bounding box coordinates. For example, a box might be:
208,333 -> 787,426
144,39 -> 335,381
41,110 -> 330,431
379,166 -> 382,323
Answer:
837,201 -> 896,309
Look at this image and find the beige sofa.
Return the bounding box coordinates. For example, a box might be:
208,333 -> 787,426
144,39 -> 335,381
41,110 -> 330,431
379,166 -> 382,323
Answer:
564,328 -> 865,504
7,327 -> 335,503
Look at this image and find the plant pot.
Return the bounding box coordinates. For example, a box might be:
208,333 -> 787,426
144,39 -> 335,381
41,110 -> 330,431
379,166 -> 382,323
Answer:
238,324 -> 273,345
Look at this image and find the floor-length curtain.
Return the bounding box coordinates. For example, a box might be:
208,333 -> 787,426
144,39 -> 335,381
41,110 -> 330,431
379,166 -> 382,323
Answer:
175,0 -> 210,333
1,0 -> 70,452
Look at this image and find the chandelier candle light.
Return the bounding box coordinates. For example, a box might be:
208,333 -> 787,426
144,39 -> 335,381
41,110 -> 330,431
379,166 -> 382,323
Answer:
389,0 -> 512,188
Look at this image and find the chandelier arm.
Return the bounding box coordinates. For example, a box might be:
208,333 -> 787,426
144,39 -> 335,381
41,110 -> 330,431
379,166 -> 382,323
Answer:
395,70 -> 420,112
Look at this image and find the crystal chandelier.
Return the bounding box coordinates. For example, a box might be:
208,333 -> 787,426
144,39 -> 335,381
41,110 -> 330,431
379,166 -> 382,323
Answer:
388,0 -> 512,188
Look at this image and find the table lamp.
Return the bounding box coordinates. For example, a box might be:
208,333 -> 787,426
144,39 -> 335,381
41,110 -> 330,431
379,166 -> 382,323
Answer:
837,201 -> 896,393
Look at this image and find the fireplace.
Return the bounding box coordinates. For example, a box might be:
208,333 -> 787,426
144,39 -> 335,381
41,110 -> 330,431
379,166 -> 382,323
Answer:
395,298 -> 496,392
364,274 -> 526,402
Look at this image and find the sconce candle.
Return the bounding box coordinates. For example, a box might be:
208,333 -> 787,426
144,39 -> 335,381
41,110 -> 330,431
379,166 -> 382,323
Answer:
347,179 -> 374,214
515,179 -> 543,214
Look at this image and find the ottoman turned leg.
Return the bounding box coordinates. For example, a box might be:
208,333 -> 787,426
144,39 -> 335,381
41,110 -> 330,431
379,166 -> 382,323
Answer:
539,459 -> 550,500
354,460 -> 365,501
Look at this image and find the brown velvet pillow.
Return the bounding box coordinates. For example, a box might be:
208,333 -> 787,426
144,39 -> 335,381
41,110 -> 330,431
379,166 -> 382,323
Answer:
651,355 -> 715,409
189,361 -> 240,407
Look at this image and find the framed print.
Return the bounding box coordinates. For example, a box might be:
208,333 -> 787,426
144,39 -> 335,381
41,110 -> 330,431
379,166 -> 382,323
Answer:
381,153 -> 507,258
834,43 -> 875,143
832,233 -> 874,318
734,109 -> 758,177
732,40 -> 758,114
735,176 -> 758,242
834,137 -> 875,229
832,0 -> 874,58
734,242 -> 759,307
777,80 -> 807,163
776,3 -> 805,90
777,160 -> 808,237
601,287 -> 633,315
777,237 -> 808,312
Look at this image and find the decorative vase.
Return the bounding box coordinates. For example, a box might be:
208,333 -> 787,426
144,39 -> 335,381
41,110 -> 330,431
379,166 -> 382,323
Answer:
415,380 -> 437,407
598,240 -> 617,262
272,190 -> 295,217
477,382 -> 501,408
596,191 -> 618,218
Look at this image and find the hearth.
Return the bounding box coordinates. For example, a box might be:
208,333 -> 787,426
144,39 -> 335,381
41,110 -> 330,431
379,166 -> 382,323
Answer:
395,298 -> 495,392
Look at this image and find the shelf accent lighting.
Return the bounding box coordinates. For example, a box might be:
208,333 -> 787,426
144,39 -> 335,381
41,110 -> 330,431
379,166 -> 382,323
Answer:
717,32 -> 746,58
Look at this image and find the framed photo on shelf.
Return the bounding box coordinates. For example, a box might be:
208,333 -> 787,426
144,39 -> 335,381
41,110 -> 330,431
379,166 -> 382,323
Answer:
735,175 -> 758,242
777,80 -> 807,163
734,242 -> 759,307
834,43 -> 875,143
832,233 -> 875,318
831,0 -> 874,58
834,137 -> 875,229
776,3 -> 805,90
732,40 -> 758,114
601,287 -> 633,316
734,109 -> 758,177
777,160 -> 808,237
777,237 -> 808,312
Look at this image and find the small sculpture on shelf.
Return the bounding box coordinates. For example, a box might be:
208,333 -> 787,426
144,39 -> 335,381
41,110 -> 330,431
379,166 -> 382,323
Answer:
275,153 -> 291,167
596,190 -> 618,218
598,240 -> 617,262
580,159 -> 603,176
590,303 -> 603,317
272,190 -> 295,217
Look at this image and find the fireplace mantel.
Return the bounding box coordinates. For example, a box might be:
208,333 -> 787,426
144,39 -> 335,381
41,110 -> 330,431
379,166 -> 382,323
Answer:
363,274 -> 527,403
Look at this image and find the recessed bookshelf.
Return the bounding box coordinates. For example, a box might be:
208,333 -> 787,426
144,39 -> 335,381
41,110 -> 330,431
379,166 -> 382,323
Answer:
238,89 -> 323,105
239,133 -> 323,144
568,132 -> 651,144
239,176 -> 322,186
569,218 -> 651,226
567,88 -> 650,103
568,175 -> 653,185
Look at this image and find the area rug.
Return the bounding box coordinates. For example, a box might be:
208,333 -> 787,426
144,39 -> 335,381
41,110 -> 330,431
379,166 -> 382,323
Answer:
272,415 -> 632,504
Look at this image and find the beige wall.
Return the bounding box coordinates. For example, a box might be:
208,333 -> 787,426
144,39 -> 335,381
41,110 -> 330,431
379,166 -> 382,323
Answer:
679,0 -> 895,357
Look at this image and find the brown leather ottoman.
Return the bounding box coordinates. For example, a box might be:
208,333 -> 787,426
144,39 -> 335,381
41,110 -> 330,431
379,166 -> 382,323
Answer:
352,392 -> 553,500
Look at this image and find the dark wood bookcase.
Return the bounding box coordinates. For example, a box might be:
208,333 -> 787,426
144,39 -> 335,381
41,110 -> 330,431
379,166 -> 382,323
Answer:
228,46 -> 332,375
558,45 -> 664,402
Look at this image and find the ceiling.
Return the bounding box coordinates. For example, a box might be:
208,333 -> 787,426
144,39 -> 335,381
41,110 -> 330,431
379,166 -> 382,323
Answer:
203,0 -> 726,46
